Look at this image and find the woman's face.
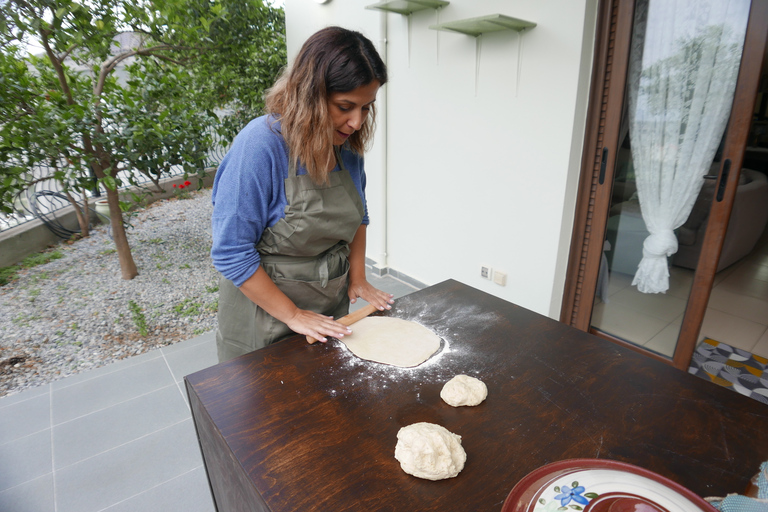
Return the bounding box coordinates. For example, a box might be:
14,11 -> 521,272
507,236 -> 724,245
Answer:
327,80 -> 381,146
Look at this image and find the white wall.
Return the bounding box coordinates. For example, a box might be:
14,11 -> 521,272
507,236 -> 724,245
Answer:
285,0 -> 597,318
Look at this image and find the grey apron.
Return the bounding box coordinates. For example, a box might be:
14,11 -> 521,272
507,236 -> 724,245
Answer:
216,146 -> 365,362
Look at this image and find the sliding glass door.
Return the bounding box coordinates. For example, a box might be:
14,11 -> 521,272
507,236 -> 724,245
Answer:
562,0 -> 768,370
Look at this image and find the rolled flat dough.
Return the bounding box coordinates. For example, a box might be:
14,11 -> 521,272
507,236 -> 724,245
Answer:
341,316 -> 441,367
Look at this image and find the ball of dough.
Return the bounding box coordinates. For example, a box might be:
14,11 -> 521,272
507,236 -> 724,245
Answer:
440,374 -> 488,407
394,422 -> 466,480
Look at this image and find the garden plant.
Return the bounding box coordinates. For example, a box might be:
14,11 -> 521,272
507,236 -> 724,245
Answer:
0,0 -> 286,279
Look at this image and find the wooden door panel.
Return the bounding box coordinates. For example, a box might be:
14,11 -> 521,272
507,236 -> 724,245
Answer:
561,0 -> 635,330
673,0 -> 768,369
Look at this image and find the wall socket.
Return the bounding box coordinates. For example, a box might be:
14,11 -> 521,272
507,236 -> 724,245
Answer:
493,270 -> 507,286
480,265 -> 493,280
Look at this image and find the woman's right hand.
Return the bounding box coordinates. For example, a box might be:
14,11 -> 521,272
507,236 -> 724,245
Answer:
286,309 -> 352,343
239,267 -> 352,343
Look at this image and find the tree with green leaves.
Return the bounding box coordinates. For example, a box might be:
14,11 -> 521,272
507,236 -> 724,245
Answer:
0,0 -> 285,279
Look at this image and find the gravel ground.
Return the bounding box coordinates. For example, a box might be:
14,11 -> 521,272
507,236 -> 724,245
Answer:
0,189 -> 219,399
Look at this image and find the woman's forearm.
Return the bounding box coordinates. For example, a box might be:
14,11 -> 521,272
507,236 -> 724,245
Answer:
238,266 -> 352,342
238,266 -> 301,323
347,224 -> 394,310
348,224 -> 368,283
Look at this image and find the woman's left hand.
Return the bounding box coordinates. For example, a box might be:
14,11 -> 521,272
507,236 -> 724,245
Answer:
348,278 -> 394,311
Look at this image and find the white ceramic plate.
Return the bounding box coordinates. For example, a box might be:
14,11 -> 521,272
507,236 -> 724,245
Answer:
501,459 -> 714,512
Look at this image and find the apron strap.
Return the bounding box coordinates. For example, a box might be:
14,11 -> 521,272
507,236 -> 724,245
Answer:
334,146 -> 347,172
287,145 -> 344,178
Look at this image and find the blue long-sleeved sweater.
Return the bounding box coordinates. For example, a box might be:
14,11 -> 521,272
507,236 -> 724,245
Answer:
211,115 -> 369,287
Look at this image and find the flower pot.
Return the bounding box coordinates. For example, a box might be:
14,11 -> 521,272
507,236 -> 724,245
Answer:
94,199 -> 110,218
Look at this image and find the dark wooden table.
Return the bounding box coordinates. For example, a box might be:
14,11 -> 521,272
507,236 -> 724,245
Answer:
185,279 -> 768,512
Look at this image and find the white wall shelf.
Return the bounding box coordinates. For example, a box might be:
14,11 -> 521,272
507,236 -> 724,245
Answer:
429,13 -> 536,36
365,0 -> 449,16
428,14 -> 536,97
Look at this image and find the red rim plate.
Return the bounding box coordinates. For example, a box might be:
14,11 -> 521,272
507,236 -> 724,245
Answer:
500,459 -> 716,512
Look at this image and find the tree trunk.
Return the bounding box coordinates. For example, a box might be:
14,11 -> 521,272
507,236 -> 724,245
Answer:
81,122 -> 139,280
63,188 -> 90,238
79,188 -> 90,238
105,187 -> 139,280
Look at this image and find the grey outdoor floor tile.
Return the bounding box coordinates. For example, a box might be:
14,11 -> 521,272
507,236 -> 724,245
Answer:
51,356 -> 175,425
368,273 -> 419,295
162,335 -> 218,383
0,391 -> 50,444
175,380 -> 191,408
161,331 -> 215,354
53,384 -> 191,469
101,466 -> 214,512
50,349 -> 163,392
0,429 -> 52,492
348,276 -> 419,314
55,418 -> 204,512
0,383 -> 49,408
350,273 -> 417,299
383,281 -> 420,299
0,269 -> 423,511
0,473 -> 55,512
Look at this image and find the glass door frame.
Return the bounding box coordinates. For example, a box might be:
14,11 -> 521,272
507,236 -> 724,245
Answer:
561,0 -> 768,370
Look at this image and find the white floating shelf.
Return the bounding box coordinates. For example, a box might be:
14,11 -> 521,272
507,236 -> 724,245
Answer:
429,13 -> 536,36
366,0 -> 449,16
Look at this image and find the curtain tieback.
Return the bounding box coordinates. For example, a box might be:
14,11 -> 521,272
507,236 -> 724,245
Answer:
642,230 -> 678,259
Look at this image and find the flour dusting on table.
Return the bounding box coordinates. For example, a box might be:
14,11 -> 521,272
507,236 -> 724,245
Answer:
315,294 -> 503,398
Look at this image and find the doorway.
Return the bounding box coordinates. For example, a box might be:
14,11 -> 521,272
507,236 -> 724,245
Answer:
561,0 -> 768,370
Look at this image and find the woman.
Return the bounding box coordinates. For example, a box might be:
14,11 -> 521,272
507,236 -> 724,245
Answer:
211,26 -> 394,362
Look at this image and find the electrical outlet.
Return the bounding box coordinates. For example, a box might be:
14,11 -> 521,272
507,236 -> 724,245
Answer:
493,271 -> 507,286
480,265 -> 493,280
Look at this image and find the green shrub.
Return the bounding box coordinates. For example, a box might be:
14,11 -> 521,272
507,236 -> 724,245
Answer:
128,300 -> 149,337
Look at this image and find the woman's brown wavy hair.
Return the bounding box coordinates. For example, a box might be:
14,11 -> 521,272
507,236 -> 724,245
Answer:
265,26 -> 388,184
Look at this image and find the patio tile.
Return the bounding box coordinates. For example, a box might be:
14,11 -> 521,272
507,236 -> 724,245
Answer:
0,391 -> 50,444
50,349 -> 162,393
162,333 -> 218,383
53,384 -> 190,469
368,272 -> 419,298
0,270 -> 423,511
51,356 -> 175,425
0,473 -> 55,512
161,331 -> 215,354
0,383 -> 49,409
0,429 -> 52,492
55,419 -> 203,512
100,466 -> 214,512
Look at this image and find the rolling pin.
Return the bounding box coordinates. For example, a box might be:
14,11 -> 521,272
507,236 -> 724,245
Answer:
306,303 -> 379,344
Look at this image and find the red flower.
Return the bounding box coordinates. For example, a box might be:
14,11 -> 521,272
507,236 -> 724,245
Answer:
173,184 -> 177,188
179,185 -> 185,189
184,180 -> 191,186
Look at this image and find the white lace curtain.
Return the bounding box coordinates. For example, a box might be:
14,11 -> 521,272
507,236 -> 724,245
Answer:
627,0 -> 750,293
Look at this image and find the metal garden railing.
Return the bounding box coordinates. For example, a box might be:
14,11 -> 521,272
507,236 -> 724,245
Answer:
1,128 -> 231,236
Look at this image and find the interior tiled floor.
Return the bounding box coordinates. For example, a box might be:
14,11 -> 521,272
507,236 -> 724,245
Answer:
593,226 -> 768,359
0,270 -> 420,512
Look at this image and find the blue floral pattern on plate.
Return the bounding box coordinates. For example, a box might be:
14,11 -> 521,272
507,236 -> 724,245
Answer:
535,480 -> 599,511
